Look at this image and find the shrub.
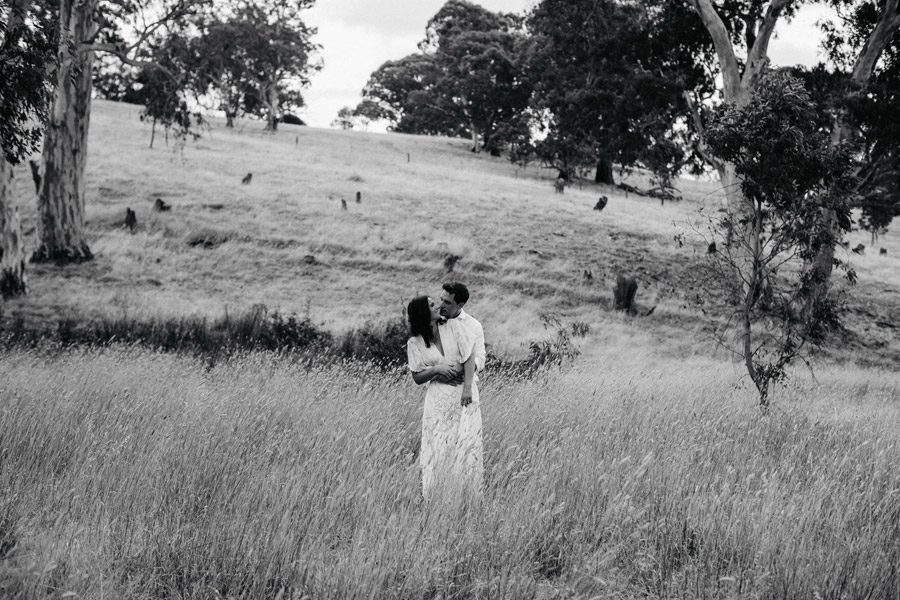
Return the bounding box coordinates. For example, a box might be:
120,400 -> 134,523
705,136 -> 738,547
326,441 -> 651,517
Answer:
335,318 -> 409,368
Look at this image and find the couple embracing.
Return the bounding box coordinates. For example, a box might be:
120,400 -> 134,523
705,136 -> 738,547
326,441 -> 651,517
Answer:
406,282 -> 485,503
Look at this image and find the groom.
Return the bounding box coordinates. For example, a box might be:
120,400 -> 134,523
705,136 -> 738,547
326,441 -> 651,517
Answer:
437,281 -> 486,385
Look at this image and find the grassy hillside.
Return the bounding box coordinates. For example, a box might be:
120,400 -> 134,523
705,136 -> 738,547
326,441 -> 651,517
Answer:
5,100 -> 896,362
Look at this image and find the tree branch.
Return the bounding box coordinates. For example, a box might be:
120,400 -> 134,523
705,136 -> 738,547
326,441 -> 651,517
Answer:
683,90 -> 724,171
743,0 -> 794,90
690,0 -> 741,100
850,0 -> 900,85
78,0 -> 196,79
84,43 -> 176,81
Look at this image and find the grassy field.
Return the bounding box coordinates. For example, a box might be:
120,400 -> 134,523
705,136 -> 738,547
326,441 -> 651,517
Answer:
1,102 -> 899,598
1,346 -> 898,599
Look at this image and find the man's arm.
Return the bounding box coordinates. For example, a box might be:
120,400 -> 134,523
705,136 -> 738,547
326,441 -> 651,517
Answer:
473,320 -> 486,372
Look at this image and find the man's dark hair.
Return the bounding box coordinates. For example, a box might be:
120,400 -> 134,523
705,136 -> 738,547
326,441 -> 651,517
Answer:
442,282 -> 469,305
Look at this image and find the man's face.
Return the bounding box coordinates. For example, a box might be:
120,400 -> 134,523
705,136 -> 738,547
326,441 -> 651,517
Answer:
439,289 -> 463,319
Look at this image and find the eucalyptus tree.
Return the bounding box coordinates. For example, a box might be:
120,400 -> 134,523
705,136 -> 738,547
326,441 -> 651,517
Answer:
32,0 -> 201,263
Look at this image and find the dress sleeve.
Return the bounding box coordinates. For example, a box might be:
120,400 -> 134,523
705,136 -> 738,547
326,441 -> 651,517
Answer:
448,319 -> 476,364
407,337 -> 426,373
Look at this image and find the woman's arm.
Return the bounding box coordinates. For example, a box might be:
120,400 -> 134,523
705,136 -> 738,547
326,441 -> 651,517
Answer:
460,354 -> 475,406
412,364 -> 457,386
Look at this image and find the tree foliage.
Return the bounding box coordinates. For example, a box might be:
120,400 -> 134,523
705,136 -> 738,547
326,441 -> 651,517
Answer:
819,0 -> 900,235
525,0 -> 707,184
93,0 -> 320,131
358,0 -> 531,152
331,106 -> 368,130
134,34 -> 206,149
189,1 -> 319,131
0,0 -> 56,164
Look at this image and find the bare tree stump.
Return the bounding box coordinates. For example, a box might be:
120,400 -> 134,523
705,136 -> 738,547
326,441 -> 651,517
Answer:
153,198 -> 171,212
355,191 -> 361,203
613,275 -> 638,312
444,254 -> 460,272
124,207 -> 137,232
341,198 -> 347,210
594,196 -> 608,211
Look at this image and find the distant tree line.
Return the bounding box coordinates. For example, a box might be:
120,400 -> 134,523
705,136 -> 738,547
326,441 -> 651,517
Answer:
354,0 -> 899,219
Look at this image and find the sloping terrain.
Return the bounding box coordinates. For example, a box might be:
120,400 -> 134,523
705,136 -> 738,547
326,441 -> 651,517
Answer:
3,99 -> 898,364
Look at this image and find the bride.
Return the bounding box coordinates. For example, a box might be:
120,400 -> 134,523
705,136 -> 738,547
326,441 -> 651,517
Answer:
405,295 -> 484,502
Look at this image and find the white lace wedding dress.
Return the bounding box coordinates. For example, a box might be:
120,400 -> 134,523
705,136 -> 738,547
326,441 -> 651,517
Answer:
406,318 -> 484,501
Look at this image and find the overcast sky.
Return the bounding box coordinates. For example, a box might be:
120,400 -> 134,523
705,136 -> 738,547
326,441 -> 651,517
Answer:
300,1 -> 834,129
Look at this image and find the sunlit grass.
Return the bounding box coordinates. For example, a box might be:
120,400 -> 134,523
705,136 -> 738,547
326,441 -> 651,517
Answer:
1,347 -> 897,599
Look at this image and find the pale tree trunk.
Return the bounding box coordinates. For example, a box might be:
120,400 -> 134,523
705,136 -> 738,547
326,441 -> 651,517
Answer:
471,125 -> 480,153
807,0 -> 900,305
0,155 -> 27,297
0,1 -> 32,295
32,0 -> 97,262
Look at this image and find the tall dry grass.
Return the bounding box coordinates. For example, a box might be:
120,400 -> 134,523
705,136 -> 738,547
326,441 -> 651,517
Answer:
1,348 -> 897,599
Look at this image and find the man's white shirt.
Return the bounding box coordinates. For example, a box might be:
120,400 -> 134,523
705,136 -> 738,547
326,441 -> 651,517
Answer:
456,309 -> 486,376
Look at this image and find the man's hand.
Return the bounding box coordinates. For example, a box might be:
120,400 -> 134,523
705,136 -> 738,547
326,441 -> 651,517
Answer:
444,366 -> 464,386
432,364 -> 462,384
461,387 -> 473,407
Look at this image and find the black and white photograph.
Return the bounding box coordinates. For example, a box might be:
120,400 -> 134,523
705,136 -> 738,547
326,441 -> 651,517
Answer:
1,0 -> 899,597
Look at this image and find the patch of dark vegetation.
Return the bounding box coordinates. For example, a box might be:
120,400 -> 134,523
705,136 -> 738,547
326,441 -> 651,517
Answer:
186,228 -> 229,248
335,318 -> 410,368
0,512 -> 19,560
0,307 -> 584,376
0,305 -> 330,362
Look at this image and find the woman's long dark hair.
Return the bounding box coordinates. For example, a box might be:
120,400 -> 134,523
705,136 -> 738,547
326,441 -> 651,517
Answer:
407,295 -> 434,347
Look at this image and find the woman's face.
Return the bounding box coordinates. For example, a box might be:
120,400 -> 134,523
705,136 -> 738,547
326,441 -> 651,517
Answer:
427,296 -> 442,322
